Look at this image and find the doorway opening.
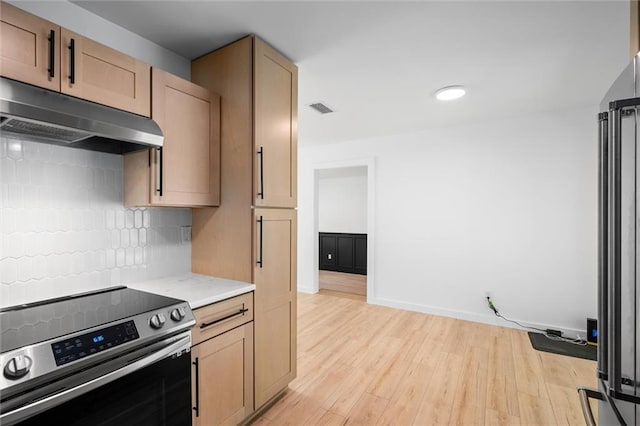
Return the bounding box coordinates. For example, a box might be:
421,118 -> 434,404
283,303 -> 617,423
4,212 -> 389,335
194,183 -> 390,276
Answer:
312,159 -> 375,302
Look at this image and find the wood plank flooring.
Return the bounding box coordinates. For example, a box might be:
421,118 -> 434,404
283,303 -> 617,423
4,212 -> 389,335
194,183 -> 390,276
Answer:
319,270 -> 367,296
318,289 -> 366,302
255,292 -> 597,425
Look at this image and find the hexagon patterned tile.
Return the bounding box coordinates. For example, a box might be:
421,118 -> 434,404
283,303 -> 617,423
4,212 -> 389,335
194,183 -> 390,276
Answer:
0,137 -> 192,307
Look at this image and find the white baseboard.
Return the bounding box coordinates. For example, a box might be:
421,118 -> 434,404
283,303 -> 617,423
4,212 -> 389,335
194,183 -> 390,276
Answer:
367,296 -> 586,338
297,286 -> 317,294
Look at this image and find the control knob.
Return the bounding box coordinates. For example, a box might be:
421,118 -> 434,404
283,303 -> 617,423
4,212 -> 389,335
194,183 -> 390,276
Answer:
4,354 -> 32,380
170,307 -> 186,322
149,313 -> 166,329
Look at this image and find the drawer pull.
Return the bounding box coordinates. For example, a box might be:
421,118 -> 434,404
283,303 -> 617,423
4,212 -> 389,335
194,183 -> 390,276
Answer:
199,308 -> 248,329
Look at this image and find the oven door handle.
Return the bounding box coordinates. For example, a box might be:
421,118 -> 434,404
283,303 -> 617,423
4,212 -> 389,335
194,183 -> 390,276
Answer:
0,332 -> 191,426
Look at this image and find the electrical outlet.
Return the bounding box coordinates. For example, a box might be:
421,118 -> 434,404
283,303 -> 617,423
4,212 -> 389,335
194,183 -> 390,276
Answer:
328,254 -> 332,260
181,226 -> 192,244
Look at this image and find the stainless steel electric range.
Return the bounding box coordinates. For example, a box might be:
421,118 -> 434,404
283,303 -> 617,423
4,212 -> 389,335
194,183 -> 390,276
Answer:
0,286 -> 195,425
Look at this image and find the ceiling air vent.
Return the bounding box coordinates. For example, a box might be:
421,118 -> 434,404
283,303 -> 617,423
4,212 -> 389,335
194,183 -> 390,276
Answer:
309,102 -> 334,114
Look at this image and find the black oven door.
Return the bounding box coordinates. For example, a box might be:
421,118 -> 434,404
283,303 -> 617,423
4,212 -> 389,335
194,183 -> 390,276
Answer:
5,333 -> 191,426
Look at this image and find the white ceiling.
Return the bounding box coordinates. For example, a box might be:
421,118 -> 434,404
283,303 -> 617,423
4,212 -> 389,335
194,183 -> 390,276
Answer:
73,1 -> 630,145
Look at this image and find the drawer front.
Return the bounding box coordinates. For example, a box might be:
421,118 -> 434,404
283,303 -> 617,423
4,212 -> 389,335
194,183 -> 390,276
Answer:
192,292 -> 253,345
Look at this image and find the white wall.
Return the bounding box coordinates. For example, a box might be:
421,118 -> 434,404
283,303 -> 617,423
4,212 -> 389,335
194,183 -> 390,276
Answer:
0,137 -> 192,308
318,167 -> 367,234
7,1 -> 190,79
299,106 -> 598,335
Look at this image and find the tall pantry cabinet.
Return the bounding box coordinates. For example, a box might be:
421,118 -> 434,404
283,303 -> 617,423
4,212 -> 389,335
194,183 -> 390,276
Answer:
191,35 -> 298,411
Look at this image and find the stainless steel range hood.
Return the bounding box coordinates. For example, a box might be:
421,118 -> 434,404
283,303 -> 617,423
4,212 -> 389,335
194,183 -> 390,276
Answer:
0,77 -> 163,154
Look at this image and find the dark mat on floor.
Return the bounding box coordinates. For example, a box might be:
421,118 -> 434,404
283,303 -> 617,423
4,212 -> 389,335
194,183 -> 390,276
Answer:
528,332 -> 597,361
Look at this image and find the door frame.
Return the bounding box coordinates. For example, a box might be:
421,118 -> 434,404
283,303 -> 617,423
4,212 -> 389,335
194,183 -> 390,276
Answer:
311,158 -> 375,302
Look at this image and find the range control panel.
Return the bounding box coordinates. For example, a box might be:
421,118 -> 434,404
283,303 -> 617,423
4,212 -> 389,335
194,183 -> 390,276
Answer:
51,321 -> 139,366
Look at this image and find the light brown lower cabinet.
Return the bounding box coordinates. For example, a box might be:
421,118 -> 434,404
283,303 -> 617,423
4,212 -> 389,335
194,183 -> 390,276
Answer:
191,321 -> 253,426
254,208 -> 297,407
190,293 -> 254,425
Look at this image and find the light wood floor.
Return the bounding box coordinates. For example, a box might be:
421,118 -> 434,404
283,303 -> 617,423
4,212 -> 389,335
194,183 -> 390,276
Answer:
255,292 -> 597,425
319,270 -> 367,296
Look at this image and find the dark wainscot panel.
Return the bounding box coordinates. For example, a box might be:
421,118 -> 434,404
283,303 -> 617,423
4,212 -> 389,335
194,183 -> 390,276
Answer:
319,232 -> 367,275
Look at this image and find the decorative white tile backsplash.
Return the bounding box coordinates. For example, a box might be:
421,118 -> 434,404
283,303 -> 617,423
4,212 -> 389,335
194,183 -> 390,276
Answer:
0,137 -> 191,307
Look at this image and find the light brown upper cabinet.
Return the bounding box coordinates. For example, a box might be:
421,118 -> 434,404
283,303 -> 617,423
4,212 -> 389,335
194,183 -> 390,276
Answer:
254,39 -> 298,208
0,2 -> 60,91
0,3 -> 151,116
123,68 -> 220,208
191,35 -> 299,281
60,29 -> 150,117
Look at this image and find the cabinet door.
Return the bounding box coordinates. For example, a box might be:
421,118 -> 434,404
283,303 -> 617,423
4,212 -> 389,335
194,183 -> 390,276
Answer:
254,208 -> 297,407
150,68 -> 221,207
60,29 -> 150,116
0,2 -> 60,91
192,322 -> 254,426
254,38 -> 298,208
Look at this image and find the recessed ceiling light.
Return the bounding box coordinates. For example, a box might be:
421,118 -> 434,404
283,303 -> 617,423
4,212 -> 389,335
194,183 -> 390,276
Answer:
435,85 -> 466,101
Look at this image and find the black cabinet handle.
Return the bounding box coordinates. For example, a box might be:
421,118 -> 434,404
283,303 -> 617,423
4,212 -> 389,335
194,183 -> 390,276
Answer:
257,147 -> 264,200
48,30 -> 55,79
256,215 -> 263,268
192,357 -> 199,417
68,38 -> 75,84
199,308 -> 249,329
155,147 -> 163,196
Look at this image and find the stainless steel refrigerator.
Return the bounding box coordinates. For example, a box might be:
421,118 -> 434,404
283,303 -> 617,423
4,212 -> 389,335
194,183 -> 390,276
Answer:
580,55 -> 640,426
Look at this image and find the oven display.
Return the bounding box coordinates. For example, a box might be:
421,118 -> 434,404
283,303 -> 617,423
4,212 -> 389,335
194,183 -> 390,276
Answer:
51,321 -> 139,366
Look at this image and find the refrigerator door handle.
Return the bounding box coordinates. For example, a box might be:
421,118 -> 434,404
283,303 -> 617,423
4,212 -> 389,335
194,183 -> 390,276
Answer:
606,103 -> 640,405
607,105 -> 623,399
597,111 -> 609,380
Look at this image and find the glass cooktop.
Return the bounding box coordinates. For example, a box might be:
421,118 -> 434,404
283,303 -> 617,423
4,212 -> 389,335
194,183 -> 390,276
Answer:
0,287 -> 183,353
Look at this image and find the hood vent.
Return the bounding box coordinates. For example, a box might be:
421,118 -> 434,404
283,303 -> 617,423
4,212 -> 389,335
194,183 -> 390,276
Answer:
309,102 -> 334,114
0,77 -> 163,154
1,117 -> 92,143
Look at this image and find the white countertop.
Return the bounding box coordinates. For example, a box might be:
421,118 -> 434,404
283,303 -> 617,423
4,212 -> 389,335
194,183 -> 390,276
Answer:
127,273 -> 254,309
